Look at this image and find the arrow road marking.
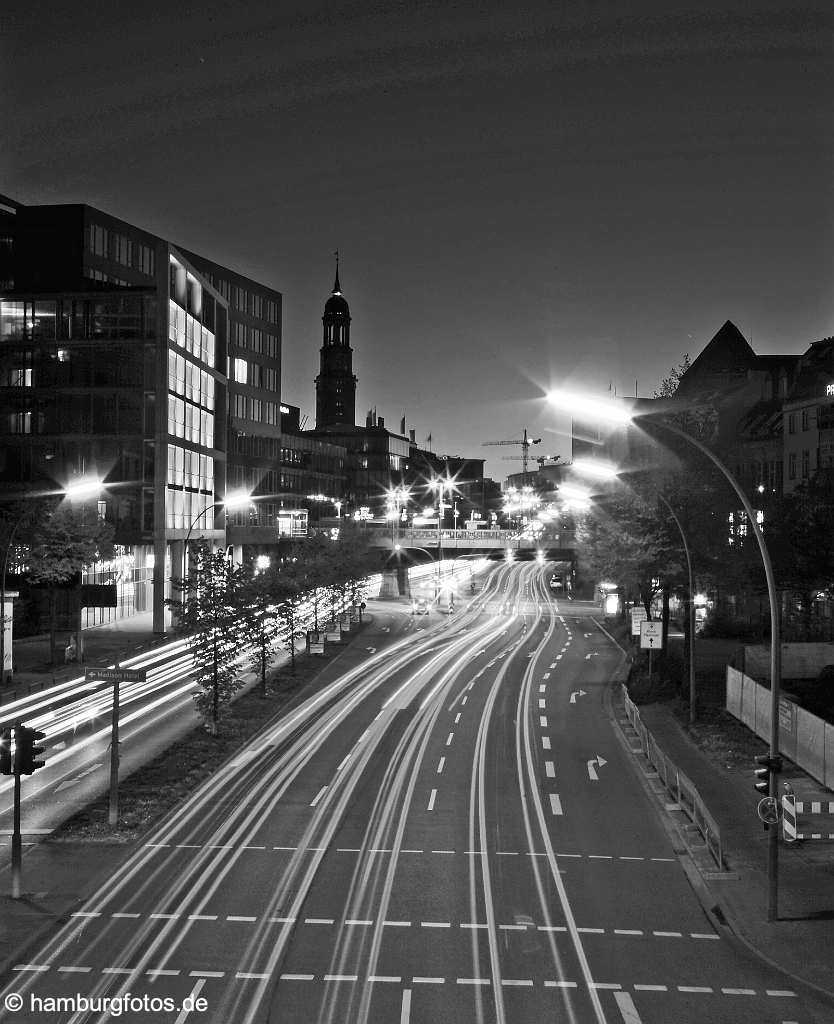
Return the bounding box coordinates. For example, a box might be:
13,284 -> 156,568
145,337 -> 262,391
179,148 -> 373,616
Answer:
55,763 -> 103,793
587,756 -> 607,781
569,690 -> 587,704
366,647 -> 377,654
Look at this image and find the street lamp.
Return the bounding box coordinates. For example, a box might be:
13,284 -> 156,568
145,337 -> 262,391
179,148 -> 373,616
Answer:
549,387 -> 782,920
181,491 -> 253,584
1,477 -> 105,683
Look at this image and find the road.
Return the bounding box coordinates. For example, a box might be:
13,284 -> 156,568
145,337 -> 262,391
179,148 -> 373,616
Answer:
1,561 -> 829,1023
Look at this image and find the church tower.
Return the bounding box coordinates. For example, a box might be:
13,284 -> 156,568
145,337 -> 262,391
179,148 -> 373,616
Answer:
315,256 -> 357,428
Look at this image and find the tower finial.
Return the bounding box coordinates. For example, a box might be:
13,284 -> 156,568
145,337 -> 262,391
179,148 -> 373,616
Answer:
333,248 -> 341,294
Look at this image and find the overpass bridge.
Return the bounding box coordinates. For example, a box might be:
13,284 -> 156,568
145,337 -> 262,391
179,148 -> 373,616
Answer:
365,527 -> 576,563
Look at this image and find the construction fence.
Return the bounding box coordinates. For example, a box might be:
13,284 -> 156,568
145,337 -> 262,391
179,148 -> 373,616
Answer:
726,667 -> 834,790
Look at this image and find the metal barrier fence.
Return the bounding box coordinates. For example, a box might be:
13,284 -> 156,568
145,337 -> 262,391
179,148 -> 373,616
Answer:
622,687 -> 724,869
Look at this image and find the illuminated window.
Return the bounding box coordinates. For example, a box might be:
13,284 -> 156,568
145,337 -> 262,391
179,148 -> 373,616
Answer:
234,357 -> 247,384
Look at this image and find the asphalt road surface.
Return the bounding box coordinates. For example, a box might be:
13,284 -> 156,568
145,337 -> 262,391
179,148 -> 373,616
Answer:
1,562 -> 829,1023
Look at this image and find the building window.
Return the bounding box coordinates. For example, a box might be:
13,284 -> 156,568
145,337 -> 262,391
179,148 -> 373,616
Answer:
788,413 -> 796,435
788,452 -> 797,480
234,357 -> 248,384
801,408 -> 810,431
802,449 -> 810,478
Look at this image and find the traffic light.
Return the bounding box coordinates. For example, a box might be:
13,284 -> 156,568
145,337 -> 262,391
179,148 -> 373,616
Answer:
0,728 -> 12,775
14,725 -> 47,775
753,753 -> 782,795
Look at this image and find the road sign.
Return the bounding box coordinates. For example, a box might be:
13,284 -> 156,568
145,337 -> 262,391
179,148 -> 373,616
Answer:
639,621 -> 663,649
85,667 -> 146,683
630,607 -> 648,636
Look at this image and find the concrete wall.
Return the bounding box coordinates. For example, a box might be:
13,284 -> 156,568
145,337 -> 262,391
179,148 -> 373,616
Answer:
727,666 -> 834,789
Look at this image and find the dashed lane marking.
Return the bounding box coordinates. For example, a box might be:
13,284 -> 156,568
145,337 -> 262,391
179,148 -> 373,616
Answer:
549,794 -> 564,815
542,736 -> 551,750
427,789 -> 437,811
38,966 -> 793,998
310,787 -> 327,807
48,915 -> 722,939
437,757 -> 445,774
545,761 -> 556,778
539,716 -> 548,727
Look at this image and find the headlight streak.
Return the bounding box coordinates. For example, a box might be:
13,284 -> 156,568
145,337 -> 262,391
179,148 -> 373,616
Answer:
5,560 -> 529,1023
514,569 -> 607,1023
19,599 -> 503,1016
460,558 -> 541,1024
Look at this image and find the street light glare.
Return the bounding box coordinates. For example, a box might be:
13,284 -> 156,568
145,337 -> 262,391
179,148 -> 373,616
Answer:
547,389 -> 633,425
64,477 -> 104,500
222,491 -> 253,511
571,458 -> 620,479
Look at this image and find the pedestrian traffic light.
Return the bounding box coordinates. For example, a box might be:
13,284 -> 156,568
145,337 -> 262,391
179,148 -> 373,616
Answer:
0,728 -> 12,775
14,725 -> 47,775
753,753 -> 782,795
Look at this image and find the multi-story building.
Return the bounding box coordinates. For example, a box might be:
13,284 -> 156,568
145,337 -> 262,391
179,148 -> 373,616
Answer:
0,196 -> 284,634
782,337 -> 834,493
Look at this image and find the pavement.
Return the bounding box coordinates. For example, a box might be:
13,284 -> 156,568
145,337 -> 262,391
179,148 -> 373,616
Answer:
1,606 -> 834,1008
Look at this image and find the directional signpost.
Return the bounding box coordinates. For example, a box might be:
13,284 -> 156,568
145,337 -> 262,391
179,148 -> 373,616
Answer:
640,620 -> 664,680
85,664 -> 147,825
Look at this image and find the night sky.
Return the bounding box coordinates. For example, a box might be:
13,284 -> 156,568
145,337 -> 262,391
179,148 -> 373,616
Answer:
3,0 -> 832,479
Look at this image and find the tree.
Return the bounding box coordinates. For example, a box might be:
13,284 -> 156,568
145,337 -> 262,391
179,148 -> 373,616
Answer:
576,490 -> 683,614
653,354 -> 691,399
768,471 -> 834,638
25,502 -> 115,665
168,544 -> 245,736
328,521 -> 377,613
271,561 -> 306,673
237,560 -> 283,697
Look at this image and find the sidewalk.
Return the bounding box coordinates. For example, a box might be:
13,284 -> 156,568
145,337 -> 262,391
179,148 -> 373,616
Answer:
2,612 -> 165,704
614,688 -> 834,1002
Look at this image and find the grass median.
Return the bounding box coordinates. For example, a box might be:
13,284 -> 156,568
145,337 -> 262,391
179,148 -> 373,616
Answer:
50,652 -> 332,844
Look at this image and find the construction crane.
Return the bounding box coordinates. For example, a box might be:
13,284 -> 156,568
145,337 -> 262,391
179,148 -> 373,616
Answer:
482,428 -> 542,484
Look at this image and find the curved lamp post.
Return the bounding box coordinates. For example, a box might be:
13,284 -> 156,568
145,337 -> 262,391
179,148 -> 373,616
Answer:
181,491 -> 253,577
550,389 -> 782,920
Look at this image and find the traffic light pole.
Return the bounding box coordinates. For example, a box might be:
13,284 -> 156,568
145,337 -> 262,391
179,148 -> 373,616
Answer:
109,674 -> 120,826
11,767 -> 21,899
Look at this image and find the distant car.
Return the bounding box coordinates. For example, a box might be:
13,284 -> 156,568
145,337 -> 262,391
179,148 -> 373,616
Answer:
550,574 -> 563,590
413,597 -> 429,614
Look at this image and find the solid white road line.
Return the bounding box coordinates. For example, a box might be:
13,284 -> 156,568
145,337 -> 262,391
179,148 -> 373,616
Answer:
175,979 -> 206,1024
400,988 -> 412,1024
614,992 -> 643,1023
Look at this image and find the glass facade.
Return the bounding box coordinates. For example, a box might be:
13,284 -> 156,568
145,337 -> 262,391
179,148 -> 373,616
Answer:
165,256 -> 218,531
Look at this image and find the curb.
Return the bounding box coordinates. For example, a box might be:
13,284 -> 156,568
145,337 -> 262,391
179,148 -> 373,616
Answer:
606,679 -> 834,1008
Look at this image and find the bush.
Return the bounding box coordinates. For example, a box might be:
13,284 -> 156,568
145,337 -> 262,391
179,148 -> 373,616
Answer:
699,609 -> 759,640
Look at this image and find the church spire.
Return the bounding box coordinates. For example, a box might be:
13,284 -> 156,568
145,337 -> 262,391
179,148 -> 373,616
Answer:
333,248 -> 341,294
